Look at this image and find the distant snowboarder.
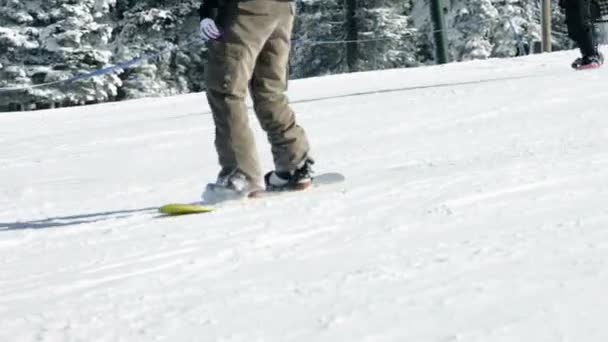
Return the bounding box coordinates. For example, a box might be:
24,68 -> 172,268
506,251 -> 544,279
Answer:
560,0 -> 607,69
198,0 -> 314,201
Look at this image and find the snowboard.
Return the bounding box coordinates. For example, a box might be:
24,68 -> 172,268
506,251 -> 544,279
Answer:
575,64 -> 602,70
158,172 -> 345,216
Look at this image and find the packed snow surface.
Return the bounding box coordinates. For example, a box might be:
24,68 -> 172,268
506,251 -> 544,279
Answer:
2,50 -> 608,341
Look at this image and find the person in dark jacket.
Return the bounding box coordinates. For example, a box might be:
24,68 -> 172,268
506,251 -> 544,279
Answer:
198,0 -> 314,202
560,0 -> 605,69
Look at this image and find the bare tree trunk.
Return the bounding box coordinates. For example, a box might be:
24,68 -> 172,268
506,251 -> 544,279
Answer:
542,0 -> 552,52
344,0 -> 358,72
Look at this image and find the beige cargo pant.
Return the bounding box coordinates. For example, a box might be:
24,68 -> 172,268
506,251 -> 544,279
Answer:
205,0 -> 310,187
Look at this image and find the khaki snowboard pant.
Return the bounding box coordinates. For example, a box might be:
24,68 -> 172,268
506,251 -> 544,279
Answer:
205,0 -> 310,187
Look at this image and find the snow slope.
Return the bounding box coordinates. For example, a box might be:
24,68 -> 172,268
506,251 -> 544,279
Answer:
2,50 -> 608,342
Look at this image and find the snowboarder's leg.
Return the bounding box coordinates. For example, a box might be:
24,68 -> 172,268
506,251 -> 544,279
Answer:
249,2 -> 311,174
204,1 -> 280,188
563,0 -> 601,57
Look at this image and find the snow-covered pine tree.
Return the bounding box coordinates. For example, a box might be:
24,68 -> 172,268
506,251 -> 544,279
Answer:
447,0 -> 499,61
111,0 -> 204,100
0,0 -> 120,110
292,0 -> 419,77
492,0 -> 573,56
0,0 -> 204,111
490,0 -> 536,57
549,0 -> 573,50
355,0 -> 420,71
291,0 -> 346,78
0,0 -> 574,112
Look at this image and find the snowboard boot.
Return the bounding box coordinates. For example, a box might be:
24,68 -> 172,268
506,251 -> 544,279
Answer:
264,158 -> 315,192
572,52 -> 604,70
202,169 -> 264,204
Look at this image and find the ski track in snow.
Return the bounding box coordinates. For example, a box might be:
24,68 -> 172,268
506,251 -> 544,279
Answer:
1,51 -> 608,341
